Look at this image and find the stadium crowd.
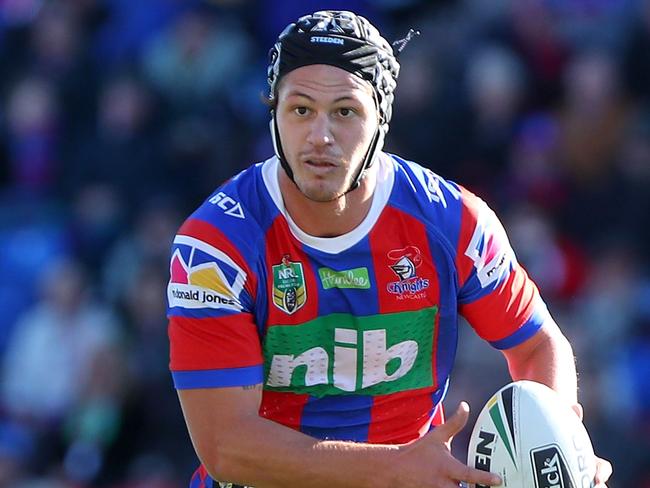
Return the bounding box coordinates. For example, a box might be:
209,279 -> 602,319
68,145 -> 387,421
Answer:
0,0 -> 648,486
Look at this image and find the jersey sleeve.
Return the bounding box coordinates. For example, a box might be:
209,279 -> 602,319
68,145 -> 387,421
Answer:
455,187 -> 552,349
167,217 -> 263,389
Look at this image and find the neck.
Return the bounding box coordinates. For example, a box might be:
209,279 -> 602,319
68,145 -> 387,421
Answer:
278,163 -> 378,238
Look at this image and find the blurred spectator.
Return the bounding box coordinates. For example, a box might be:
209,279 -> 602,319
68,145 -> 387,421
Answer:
558,49 -> 629,185
506,204 -> 587,302
93,0 -> 193,66
486,0 -> 570,109
1,258 -> 121,424
622,0 -> 650,101
162,113 -> 244,207
16,2 -> 99,133
0,211 -> 70,355
0,257 -> 124,486
502,113 -> 569,213
0,0 -> 44,29
549,0 -> 634,48
386,34 -> 446,166
572,242 -> 641,364
613,107 -> 650,264
460,43 -> 528,193
68,184 -> 126,273
107,263 -> 193,485
466,44 -> 527,130
63,74 -> 164,207
0,420 -> 35,487
554,49 -> 634,249
102,197 -> 181,305
141,7 -> 253,111
3,77 -> 59,197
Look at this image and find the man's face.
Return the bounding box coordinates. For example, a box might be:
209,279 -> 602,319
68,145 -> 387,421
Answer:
275,64 -> 379,202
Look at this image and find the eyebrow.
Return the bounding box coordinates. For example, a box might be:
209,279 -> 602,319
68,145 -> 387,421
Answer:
285,91 -> 360,103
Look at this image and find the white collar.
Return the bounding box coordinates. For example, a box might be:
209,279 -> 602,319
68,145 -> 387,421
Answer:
261,153 -> 395,254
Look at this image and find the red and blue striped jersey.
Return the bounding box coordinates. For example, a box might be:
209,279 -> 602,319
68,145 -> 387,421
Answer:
168,152 -> 549,447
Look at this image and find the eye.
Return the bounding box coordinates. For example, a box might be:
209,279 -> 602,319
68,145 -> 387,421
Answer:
294,106 -> 309,116
338,107 -> 354,117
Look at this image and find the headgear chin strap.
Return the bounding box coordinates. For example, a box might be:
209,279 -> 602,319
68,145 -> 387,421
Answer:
347,118 -> 385,193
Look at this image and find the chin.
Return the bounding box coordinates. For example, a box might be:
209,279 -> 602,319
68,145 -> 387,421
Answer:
298,180 -> 345,202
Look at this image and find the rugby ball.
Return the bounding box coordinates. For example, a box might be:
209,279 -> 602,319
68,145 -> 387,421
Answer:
467,381 -> 596,488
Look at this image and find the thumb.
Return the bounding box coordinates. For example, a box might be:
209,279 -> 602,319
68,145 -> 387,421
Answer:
571,403 -> 584,421
432,401 -> 470,445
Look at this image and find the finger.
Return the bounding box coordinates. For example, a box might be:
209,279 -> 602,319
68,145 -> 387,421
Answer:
571,403 -> 584,420
438,481 -> 463,488
433,402 -> 470,443
594,458 -> 613,485
448,457 -> 502,486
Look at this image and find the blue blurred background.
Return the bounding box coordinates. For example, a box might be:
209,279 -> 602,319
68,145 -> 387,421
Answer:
0,0 -> 648,486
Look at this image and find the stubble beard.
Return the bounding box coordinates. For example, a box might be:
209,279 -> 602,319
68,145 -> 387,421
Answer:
294,163 -> 365,203
296,178 -> 345,203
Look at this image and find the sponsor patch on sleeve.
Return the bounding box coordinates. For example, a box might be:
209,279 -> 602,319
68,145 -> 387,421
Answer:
168,235 -> 246,312
464,205 -> 515,288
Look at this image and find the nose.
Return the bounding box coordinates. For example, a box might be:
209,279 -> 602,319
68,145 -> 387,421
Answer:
306,113 -> 333,147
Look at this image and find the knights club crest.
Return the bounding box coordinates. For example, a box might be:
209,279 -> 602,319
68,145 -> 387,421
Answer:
272,255 -> 307,314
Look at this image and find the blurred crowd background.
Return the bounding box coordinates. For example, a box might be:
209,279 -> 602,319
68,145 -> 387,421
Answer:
0,0 -> 648,486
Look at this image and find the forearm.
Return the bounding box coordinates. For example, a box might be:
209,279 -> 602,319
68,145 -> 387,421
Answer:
179,388 -> 502,488
202,414 -> 399,488
504,321 -> 578,404
179,386 -> 401,488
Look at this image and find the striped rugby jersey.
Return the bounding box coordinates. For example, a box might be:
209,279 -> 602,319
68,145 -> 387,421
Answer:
167,152 -> 550,484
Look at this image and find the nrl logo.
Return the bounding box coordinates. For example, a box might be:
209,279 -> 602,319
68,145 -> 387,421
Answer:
272,255 -> 307,314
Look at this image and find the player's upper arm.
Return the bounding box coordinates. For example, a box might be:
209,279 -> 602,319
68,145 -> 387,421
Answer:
167,215 -> 266,478
167,216 -> 264,389
455,187 -> 551,349
500,316 -> 573,365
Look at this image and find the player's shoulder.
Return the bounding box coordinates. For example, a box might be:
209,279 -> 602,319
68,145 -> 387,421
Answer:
174,158 -> 280,265
388,153 -> 493,218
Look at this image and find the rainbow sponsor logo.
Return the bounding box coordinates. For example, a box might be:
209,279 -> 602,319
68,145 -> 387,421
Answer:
168,235 -> 246,311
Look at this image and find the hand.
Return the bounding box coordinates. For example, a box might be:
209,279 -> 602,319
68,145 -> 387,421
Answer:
571,403 -> 613,488
394,402 -> 502,488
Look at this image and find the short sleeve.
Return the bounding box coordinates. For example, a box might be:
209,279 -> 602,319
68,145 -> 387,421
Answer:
455,187 -> 551,349
167,217 -> 263,389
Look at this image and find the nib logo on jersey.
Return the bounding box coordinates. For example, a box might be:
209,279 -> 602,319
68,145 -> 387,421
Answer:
168,236 -> 246,312
387,246 -> 430,298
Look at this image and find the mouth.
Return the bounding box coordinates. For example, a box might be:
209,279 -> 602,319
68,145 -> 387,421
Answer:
304,159 -> 338,168
301,158 -> 340,177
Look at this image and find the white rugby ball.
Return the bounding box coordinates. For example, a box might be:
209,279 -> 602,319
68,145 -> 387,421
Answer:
467,381 -> 596,488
